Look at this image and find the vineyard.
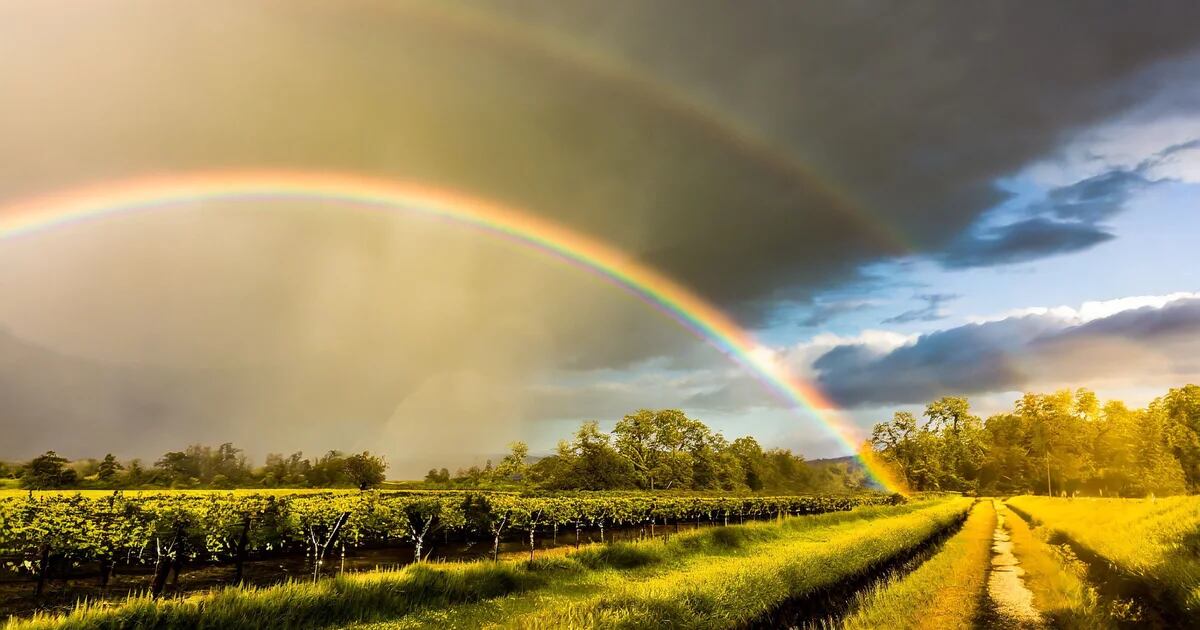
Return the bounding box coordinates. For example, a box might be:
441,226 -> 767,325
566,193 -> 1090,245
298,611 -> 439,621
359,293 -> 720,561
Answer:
5,493 -> 1199,629
0,490 -> 898,603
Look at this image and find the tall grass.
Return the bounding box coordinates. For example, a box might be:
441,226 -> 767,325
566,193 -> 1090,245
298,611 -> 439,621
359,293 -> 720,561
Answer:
4,562 -> 554,630
838,499 -> 993,629
1006,495 -> 1200,619
5,500 -> 938,630
517,498 -> 974,629
999,503 -> 1111,629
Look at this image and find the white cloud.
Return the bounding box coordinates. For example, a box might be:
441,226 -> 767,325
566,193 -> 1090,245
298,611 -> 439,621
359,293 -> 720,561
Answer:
966,291 -> 1200,325
1023,111 -> 1200,187
782,329 -> 917,378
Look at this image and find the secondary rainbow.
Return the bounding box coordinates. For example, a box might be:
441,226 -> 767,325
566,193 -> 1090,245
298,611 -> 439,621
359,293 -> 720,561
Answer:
0,170 -> 906,493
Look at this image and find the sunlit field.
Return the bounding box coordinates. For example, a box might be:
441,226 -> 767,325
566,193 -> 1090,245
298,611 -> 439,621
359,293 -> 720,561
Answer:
1008,495 -> 1200,623
4,491 -> 1197,628
4,1 -> 1200,628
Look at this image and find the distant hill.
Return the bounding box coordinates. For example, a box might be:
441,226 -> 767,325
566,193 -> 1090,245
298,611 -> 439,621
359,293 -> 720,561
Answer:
806,455 -> 885,491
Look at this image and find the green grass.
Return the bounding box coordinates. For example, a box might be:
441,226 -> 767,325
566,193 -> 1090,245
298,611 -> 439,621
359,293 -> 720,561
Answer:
4,560 -> 556,630
1006,495 -> 1200,618
0,488 -> 346,498
999,503 -> 1112,629
491,498 -> 973,629
5,499 -> 958,630
838,499 -> 993,629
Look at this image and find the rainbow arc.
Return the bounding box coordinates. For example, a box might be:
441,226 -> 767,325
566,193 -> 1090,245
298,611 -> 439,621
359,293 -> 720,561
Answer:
0,170 -> 906,493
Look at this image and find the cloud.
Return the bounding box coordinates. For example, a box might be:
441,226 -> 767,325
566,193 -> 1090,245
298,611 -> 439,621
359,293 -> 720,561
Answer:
2,2 -> 1200,465
939,217 -> 1115,268
813,295 -> 1200,406
937,130 -> 1200,269
882,293 -> 958,324
1041,169 -> 1154,222
798,299 -> 877,327
4,2 -> 1200,317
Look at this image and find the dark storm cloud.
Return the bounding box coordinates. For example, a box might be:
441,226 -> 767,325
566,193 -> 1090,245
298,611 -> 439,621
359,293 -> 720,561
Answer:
3,1 -> 1200,464
938,135 -> 1199,268
813,298 -> 1200,406
3,1 -> 1200,317
1042,170 -> 1154,223
882,293 -> 958,324
798,299 -> 876,328
474,0 -> 1200,283
938,217 -> 1116,269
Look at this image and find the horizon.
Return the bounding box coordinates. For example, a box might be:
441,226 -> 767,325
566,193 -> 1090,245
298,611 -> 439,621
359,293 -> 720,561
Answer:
2,1 -> 1198,478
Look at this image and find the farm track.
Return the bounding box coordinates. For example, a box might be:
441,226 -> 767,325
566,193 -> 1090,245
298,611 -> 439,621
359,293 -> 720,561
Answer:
982,503 -> 1043,629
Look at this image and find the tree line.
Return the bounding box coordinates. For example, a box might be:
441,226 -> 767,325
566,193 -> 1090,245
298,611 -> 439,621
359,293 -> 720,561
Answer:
2,444 -> 388,491
425,409 -> 869,493
867,385 -> 1199,496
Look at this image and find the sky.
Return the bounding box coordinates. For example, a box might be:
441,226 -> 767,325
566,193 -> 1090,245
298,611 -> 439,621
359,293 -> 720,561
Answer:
0,1 -> 1198,476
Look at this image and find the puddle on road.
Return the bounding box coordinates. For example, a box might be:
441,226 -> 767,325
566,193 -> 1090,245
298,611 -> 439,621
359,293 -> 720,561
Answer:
987,501 -> 1043,628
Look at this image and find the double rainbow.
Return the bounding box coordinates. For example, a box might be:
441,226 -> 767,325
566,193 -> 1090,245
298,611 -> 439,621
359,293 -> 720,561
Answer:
0,170 -> 905,493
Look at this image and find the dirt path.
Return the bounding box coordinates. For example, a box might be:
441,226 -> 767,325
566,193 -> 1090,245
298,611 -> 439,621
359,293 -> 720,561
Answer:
986,500 -> 1044,628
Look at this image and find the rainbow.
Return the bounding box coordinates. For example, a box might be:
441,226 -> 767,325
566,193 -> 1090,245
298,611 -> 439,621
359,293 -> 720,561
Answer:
0,170 -> 906,493
391,0 -> 909,255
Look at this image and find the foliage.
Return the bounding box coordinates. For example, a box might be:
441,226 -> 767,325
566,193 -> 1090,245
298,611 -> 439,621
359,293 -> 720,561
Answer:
1,497 -> 942,630
870,386 -> 1199,496
19,452 -> 77,490
343,452 -> 387,490
0,489 -> 897,584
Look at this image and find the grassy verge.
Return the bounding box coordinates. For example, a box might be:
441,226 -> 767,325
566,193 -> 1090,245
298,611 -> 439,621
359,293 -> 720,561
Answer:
1006,495 -> 1200,620
510,497 -> 973,629
999,503 -> 1111,629
838,499 -> 993,629
3,501 -> 937,630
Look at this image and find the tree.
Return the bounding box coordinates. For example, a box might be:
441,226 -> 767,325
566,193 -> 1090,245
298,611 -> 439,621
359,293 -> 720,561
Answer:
1129,404 -> 1188,496
729,436 -> 768,490
924,397 -> 985,491
21,451 -> 78,489
613,409 -> 699,490
495,441 -> 529,483
97,453 -> 123,483
343,452 -> 387,490
547,421 -> 633,490
307,451 -> 349,487
154,450 -> 200,487
1161,385 -> 1200,492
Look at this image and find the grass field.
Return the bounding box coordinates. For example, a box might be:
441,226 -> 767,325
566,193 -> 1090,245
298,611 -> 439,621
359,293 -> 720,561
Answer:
1006,495 -> 1200,619
6,494 -> 1199,629
0,488 -> 349,498
838,499 -> 994,629
3,498 -> 969,630
997,503 -> 1110,628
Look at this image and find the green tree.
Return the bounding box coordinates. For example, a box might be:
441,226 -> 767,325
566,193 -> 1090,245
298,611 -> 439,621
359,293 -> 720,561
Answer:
495,441 -> 529,483
97,453 -> 123,483
545,421 -> 633,490
343,451 -> 387,490
21,451 -> 78,489
924,396 -> 986,491
154,450 -> 200,487
613,409 -> 700,490
728,436 -> 768,490
1161,385 -> 1200,492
